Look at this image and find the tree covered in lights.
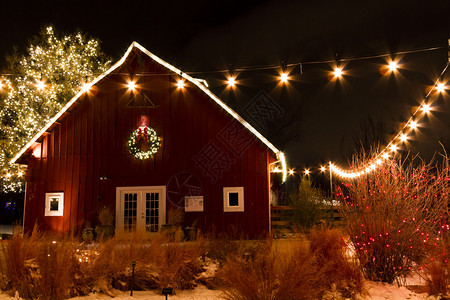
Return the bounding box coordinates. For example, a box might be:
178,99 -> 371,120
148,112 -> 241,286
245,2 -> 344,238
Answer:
0,26 -> 111,192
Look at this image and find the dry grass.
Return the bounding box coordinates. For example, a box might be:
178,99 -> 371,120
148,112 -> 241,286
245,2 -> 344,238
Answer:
218,228 -> 364,300
89,230 -> 207,293
219,240 -> 322,300
35,238 -> 77,300
309,226 -> 364,297
0,229 -> 40,299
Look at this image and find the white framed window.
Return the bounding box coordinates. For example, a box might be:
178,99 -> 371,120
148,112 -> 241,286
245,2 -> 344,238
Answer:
45,192 -> 64,216
223,187 -> 244,212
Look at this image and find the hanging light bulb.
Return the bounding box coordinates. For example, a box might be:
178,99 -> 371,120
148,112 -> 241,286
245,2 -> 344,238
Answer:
409,120 -> 418,130
399,133 -> 408,143
436,83 -> 446,93
227,76 -> 236,87
280,72 -> 289,83
422,104 -> 431,114
177,79 -> 185,89
333,67 -> 343,78
127,80 -> 137,91
388,61 -> 398,72
390,144 -> 398,152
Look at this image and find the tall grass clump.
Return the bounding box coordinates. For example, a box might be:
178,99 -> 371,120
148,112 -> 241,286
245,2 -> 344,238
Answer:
35,238 -> 78,300
90,230 -> 207,293
338,154 -> 449,284
0,229 -> 40,299
219,240 -> 323,300
309,226 -> 364,297
219,228 -> 365,300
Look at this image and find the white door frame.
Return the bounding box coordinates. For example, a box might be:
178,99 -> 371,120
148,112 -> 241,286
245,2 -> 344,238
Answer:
115,186 -> 166,232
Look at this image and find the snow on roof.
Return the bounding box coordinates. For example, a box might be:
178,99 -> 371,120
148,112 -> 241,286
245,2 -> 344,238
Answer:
10,42 -> 287,181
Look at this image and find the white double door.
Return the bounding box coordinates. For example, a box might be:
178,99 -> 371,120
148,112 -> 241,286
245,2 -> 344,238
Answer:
116,186 -> 166,232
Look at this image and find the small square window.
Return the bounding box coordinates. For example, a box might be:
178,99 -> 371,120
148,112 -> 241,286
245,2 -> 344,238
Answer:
45,192 -> 64,216
223,187 -> 244,212
228,193 -> 239,207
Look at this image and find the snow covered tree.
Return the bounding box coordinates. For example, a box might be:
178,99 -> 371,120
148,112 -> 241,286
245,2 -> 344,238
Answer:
0,26 -> 111,192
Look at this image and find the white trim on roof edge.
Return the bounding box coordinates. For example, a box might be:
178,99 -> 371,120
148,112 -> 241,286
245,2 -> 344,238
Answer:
10,42 -> 287,182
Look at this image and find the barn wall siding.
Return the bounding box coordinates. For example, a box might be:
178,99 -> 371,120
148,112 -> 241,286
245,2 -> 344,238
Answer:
24,50 -> 272,237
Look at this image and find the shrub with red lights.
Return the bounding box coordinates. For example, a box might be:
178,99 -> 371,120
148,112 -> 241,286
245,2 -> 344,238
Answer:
337,156 -> 449,284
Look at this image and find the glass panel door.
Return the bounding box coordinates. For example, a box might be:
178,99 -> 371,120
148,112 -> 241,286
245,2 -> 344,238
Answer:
145,192 -> 160,232
123,192 -> 138,232
117,186 -> 166,233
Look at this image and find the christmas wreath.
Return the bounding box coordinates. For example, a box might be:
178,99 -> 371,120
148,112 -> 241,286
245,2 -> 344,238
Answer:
128,126 -> 160,159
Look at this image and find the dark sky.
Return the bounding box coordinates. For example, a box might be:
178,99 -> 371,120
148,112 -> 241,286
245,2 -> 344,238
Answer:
1,0 -> 450,170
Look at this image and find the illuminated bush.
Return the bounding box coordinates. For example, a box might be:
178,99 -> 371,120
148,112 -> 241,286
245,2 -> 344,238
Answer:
338,157 -> 449,283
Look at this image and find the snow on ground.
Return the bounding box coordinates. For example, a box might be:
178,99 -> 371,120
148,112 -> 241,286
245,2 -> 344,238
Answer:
0,282 -> 444,300
0,275 -> 444,300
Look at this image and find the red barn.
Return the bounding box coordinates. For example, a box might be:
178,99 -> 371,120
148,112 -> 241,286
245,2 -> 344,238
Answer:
11,42 -> 287,237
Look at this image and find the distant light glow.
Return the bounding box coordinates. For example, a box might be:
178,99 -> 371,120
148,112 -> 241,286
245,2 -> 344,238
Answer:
390,144 -> 398,152
304,169 -> 310,175
5,173 -> 11,178
280,72 -> 289,83
320,166 -> 326,172
289,169 -> 295,176
272,167 -> 281,173
177,79 -> 185,89
382,152 -> 390,160
32,144 -> 42,158
436,83 -> 446,93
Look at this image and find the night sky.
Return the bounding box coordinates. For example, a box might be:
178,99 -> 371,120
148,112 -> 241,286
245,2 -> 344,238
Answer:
1,0 -> 450,171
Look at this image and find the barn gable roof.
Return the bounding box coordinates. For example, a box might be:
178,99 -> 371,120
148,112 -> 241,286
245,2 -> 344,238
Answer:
11,42 -> 287,180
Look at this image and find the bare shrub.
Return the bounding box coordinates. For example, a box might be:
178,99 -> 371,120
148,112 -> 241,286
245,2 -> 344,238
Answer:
338,155 -> 449,284
309,226 -> 364,297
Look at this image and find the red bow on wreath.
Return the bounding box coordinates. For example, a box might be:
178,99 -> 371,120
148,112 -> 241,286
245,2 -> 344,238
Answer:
136,126 -> 149,143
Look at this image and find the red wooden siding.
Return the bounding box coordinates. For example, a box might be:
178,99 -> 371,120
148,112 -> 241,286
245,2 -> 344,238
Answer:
23,48 -> 275,237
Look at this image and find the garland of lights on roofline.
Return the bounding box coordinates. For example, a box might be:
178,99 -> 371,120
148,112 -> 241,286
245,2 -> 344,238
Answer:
1,41 -> 449,181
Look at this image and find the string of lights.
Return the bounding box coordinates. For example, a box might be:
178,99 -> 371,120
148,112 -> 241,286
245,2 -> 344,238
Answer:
1,40 -> 449,183
289,60 -> 449,179
0,44 -> 445,78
